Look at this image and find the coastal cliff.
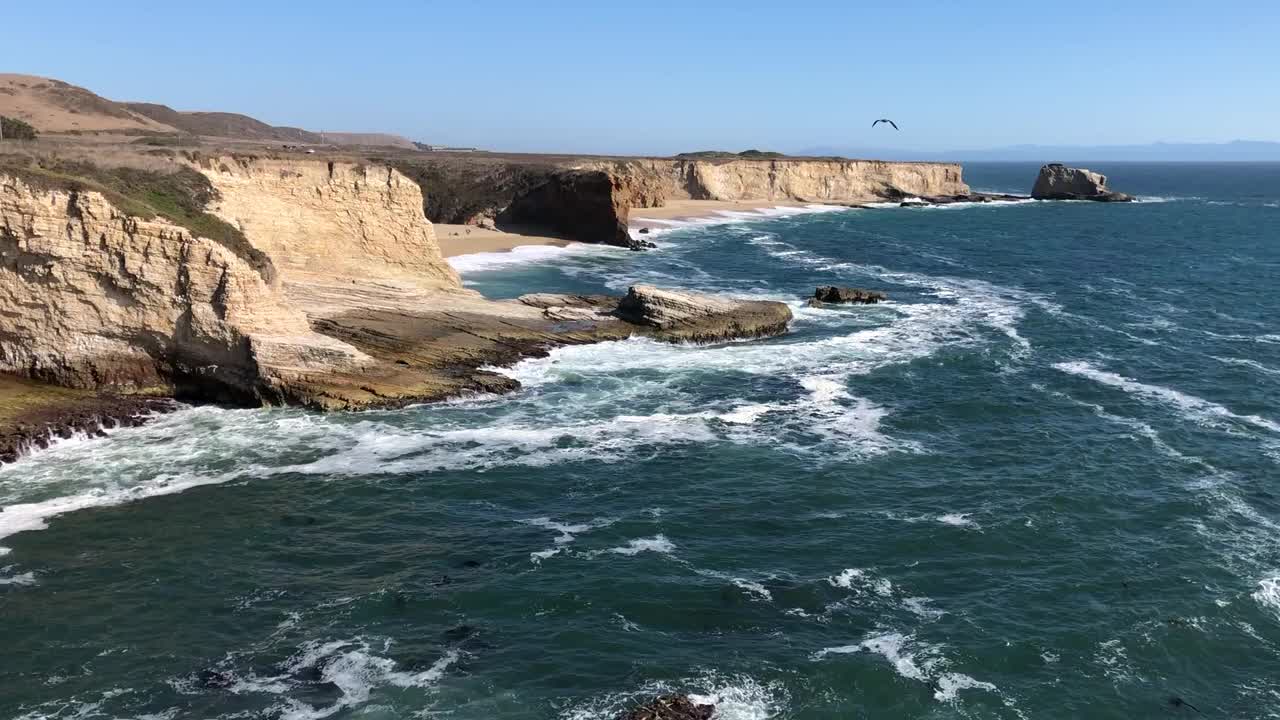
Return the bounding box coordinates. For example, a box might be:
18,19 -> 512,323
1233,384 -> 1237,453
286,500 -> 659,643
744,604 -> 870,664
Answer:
0,155 -> 794,444
0,169 -> 426,407
393,156 -> 969,247
586,158 -> 968,205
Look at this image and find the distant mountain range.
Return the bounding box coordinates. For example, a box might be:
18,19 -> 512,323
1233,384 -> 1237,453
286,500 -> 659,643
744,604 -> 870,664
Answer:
0,74 -> 416,149
797,141 -> 1280,162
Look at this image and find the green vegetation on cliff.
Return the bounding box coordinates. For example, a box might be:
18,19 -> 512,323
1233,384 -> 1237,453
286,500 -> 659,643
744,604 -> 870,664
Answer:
1,116 -> 38,141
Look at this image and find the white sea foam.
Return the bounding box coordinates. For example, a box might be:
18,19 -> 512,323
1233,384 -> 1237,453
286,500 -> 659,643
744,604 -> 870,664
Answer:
812,632 -> 939,681
242,638 -> 458,720
902,596 -> 946,621
523,516 -> 617,564
605,535 -> 676,556
1253,575 -> 1280,620
631,204 -> 847,230
933,672 -> 999,702
0,566 -> 36,586
813,632 -> 1007,707
562,673 -> 785,720
1054,361 -> 1280,435
828,568 -> 893,597
447,242 -> 621,273
936,513 -> 979,528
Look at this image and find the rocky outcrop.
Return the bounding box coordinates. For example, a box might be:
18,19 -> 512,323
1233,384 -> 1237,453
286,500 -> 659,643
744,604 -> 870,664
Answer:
618,695 -> 714,720
811,286 -> 887,304
1031,164 -> 1134,202
614,285 -> 792,342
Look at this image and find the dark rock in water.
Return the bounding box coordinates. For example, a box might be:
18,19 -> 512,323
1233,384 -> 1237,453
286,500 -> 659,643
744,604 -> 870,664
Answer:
811,286 -> 887,305
638,227 -> 651,234
1031,163 -> 1134,202
618,694 -> 714,720
459,559 -> 483,568
195,668 -> 236,689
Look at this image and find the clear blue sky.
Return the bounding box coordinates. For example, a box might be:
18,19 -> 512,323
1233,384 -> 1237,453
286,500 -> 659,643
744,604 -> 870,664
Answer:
4,1 -> 1278,155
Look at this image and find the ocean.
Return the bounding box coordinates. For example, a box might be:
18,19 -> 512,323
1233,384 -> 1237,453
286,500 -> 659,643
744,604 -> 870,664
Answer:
3,162 -> 1280,719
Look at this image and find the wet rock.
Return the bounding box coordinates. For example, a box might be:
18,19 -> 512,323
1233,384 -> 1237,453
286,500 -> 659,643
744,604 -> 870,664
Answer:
613,285 -> 792,343
811,286 -> 887,305
1031,163 -> 1134,201
618,694 -> 714,720
638,227 -> 651,234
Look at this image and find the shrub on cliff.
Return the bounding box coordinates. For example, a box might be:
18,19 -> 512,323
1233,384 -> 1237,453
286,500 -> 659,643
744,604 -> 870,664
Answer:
0,116 -> 38,141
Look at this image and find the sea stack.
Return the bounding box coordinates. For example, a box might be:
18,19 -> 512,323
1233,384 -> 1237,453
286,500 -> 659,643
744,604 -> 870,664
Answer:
1031,164 -> 1134,202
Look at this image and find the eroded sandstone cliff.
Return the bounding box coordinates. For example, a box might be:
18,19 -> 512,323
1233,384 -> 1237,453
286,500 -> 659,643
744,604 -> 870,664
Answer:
0,171 -> 377,405
586,158 -> 969,205
392,155 -> 968,247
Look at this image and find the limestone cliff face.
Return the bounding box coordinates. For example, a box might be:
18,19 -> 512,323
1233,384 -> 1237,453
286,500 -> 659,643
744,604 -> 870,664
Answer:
586,158 -> 969,206
0,174 -> 374,404
200,157 -> 463,292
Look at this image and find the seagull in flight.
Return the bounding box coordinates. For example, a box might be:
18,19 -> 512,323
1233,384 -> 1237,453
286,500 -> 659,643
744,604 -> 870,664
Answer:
872,119 -> 899,130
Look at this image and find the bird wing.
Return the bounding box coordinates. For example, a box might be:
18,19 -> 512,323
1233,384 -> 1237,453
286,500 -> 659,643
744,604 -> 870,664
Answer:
889,120 -> 899,130
871,119 -> 881,127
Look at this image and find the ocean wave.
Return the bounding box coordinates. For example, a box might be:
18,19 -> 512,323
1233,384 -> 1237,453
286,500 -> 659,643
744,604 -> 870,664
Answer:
447,242 -> 622,273
630,203 -> 847,230
1213,355 -> 1280,378
1253,576 -> 1280,621
1053,360 -> 1280,435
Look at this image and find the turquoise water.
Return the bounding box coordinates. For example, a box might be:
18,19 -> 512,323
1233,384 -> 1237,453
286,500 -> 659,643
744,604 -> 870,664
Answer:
3,163 -> 1280,719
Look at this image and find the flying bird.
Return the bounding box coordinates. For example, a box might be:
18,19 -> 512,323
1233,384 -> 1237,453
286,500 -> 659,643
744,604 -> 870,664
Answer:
872,119 -> 899,130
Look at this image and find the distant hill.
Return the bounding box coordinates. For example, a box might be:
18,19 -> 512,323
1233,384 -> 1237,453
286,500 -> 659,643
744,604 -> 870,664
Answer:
0,74 -> 176,133
0,73 -> 416,148
798,141 -> 1280,162
125,103 -> 322,143
317,132 -> 417,149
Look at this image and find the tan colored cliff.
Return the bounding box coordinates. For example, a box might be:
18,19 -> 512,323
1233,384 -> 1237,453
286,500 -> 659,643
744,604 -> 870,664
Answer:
199,157 -> 464,294
0,173 -> 380,405
584,158 -> 969,207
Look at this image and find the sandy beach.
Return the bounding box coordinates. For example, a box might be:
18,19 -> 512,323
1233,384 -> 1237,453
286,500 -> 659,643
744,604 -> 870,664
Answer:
435,224 -> 568,257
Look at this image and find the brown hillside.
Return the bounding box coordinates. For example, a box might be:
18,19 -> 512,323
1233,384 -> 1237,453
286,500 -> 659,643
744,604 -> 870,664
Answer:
0,74 -> 177,133
125,102 -> 322,143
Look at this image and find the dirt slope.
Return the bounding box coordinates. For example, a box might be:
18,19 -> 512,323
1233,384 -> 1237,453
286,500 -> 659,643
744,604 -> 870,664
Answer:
0,74 -> 177,133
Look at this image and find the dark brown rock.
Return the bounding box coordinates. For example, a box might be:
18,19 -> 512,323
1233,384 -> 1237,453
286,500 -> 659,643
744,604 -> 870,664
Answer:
812,286 -> 887,304
618,695 -> 714,720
